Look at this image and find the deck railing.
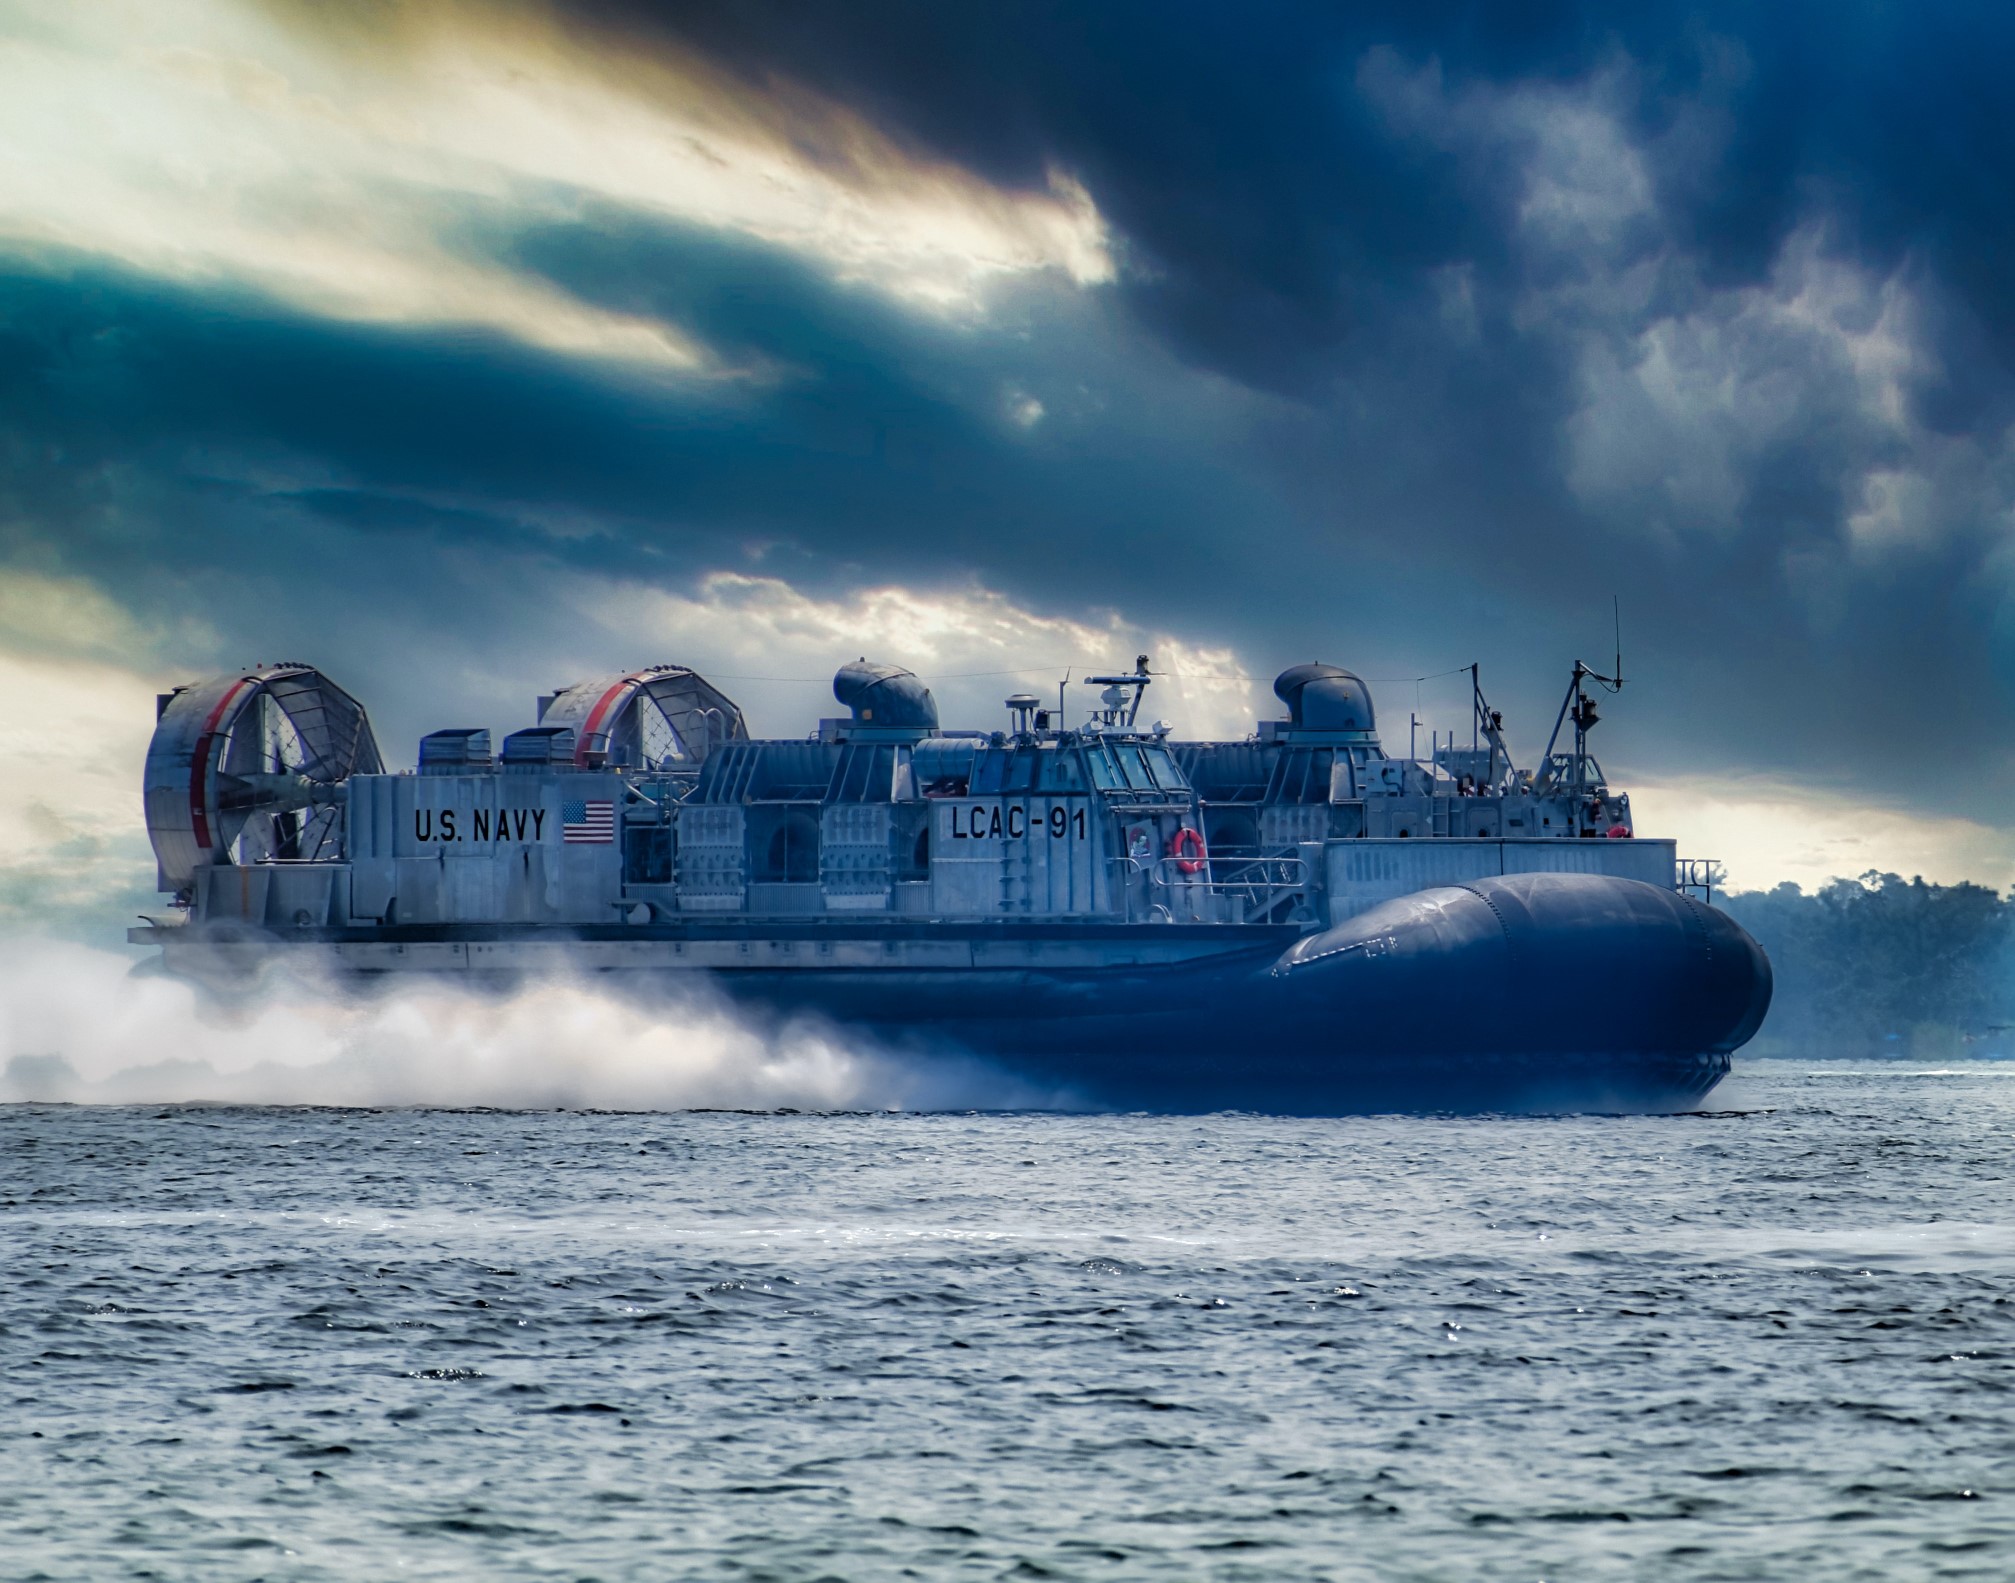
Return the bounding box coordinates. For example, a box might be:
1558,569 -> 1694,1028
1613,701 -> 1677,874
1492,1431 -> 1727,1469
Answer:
1675,857 -> 1724,904
1108,853 -> 1312,924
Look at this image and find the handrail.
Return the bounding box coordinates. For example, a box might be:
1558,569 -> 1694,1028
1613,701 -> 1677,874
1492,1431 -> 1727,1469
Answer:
1675,857 -> 1723,905
1101,851 -> 1313,925
1147,854 -> 1309,894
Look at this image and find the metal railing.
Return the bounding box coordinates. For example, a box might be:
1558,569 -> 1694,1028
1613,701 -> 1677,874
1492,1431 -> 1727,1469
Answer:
1675,857 -> 1723,904
1107,853 -> 1312,923
1148,853 -> 1308,895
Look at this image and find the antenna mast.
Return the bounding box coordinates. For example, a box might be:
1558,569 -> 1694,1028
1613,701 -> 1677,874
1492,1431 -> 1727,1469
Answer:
1538,601 -> 1626,812
1470,663 -> 1514,788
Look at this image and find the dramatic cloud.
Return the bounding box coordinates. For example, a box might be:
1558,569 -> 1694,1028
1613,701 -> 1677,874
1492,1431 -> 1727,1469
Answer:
0,624 -> 168,941
7,0 -> 2015,937
0,0 -> 1110,366
1629,777 -> 2015,897
590,572 -> 1262,739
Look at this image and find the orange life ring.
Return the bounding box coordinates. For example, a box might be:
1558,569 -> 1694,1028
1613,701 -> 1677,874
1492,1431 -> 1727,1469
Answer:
1169,825 -> 1207,875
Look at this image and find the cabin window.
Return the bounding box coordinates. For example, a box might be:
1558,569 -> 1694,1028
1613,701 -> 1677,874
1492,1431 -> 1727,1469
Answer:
1143,746 -> 1185,792
1004,751 -> 1038,793
1085,747 -> 1123,791
1117,746 -> 1158,791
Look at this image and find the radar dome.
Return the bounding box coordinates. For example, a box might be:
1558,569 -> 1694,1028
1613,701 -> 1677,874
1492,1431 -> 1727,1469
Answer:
1274,663 -> 1375,733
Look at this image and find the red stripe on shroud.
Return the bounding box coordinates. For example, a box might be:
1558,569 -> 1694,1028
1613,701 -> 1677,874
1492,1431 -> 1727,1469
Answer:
187,676 -> 255,853
574,675 -> 644,766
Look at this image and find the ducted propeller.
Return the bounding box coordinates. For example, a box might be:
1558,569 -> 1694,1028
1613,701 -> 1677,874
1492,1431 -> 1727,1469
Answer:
143,664 -> 381,897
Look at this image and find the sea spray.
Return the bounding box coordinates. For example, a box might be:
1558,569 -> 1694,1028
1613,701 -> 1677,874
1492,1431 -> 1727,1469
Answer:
0,939 -> 1049,1109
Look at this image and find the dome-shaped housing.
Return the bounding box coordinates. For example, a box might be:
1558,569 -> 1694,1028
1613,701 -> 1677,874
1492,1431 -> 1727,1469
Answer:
143,663 -> 382,894
1274,663 -> 1375,733
539,664 -> 746,769
834,659 -> 938,732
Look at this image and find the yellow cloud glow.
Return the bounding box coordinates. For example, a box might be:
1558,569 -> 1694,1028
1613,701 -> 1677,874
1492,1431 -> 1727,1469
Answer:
0,0 -> 1112,367
1627,775 -> 2015,895
576,570 -> 1265,739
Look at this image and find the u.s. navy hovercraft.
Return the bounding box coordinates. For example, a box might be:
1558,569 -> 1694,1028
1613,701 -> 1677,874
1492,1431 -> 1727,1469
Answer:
130,655 -> 1770,1112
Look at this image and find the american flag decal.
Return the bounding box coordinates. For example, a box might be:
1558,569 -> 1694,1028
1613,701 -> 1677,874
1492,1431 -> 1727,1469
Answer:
562,798 -> 615,844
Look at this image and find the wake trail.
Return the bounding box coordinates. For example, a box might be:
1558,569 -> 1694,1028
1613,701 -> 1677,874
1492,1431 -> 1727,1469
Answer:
0,939 -> 1043,1110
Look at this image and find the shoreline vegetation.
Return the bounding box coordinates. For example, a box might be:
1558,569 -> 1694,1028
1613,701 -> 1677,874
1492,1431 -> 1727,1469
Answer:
1725,873 -> 2015,1060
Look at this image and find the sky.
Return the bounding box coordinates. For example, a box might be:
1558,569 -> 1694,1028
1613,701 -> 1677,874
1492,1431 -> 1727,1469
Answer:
4,0 -> 2014,942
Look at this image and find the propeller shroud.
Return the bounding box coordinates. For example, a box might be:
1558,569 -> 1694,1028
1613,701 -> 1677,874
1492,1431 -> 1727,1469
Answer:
144,664 -> 382,898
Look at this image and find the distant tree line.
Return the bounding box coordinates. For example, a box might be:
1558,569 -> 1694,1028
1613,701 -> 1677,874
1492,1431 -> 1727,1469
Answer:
1722,873 -> 2014,1057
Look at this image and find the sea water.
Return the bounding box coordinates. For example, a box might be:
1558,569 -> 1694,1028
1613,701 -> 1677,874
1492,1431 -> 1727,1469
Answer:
4,1065 -> 2013,1580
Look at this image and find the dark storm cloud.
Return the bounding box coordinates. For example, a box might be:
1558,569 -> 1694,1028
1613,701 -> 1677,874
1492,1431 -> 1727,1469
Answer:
0,238 -> 1296,753
9,0 -> 2015,847
0,232 -> 1274,593
565,0 -> 1525,396
589,1 -> 2015,399
554,0 -> 2015,800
